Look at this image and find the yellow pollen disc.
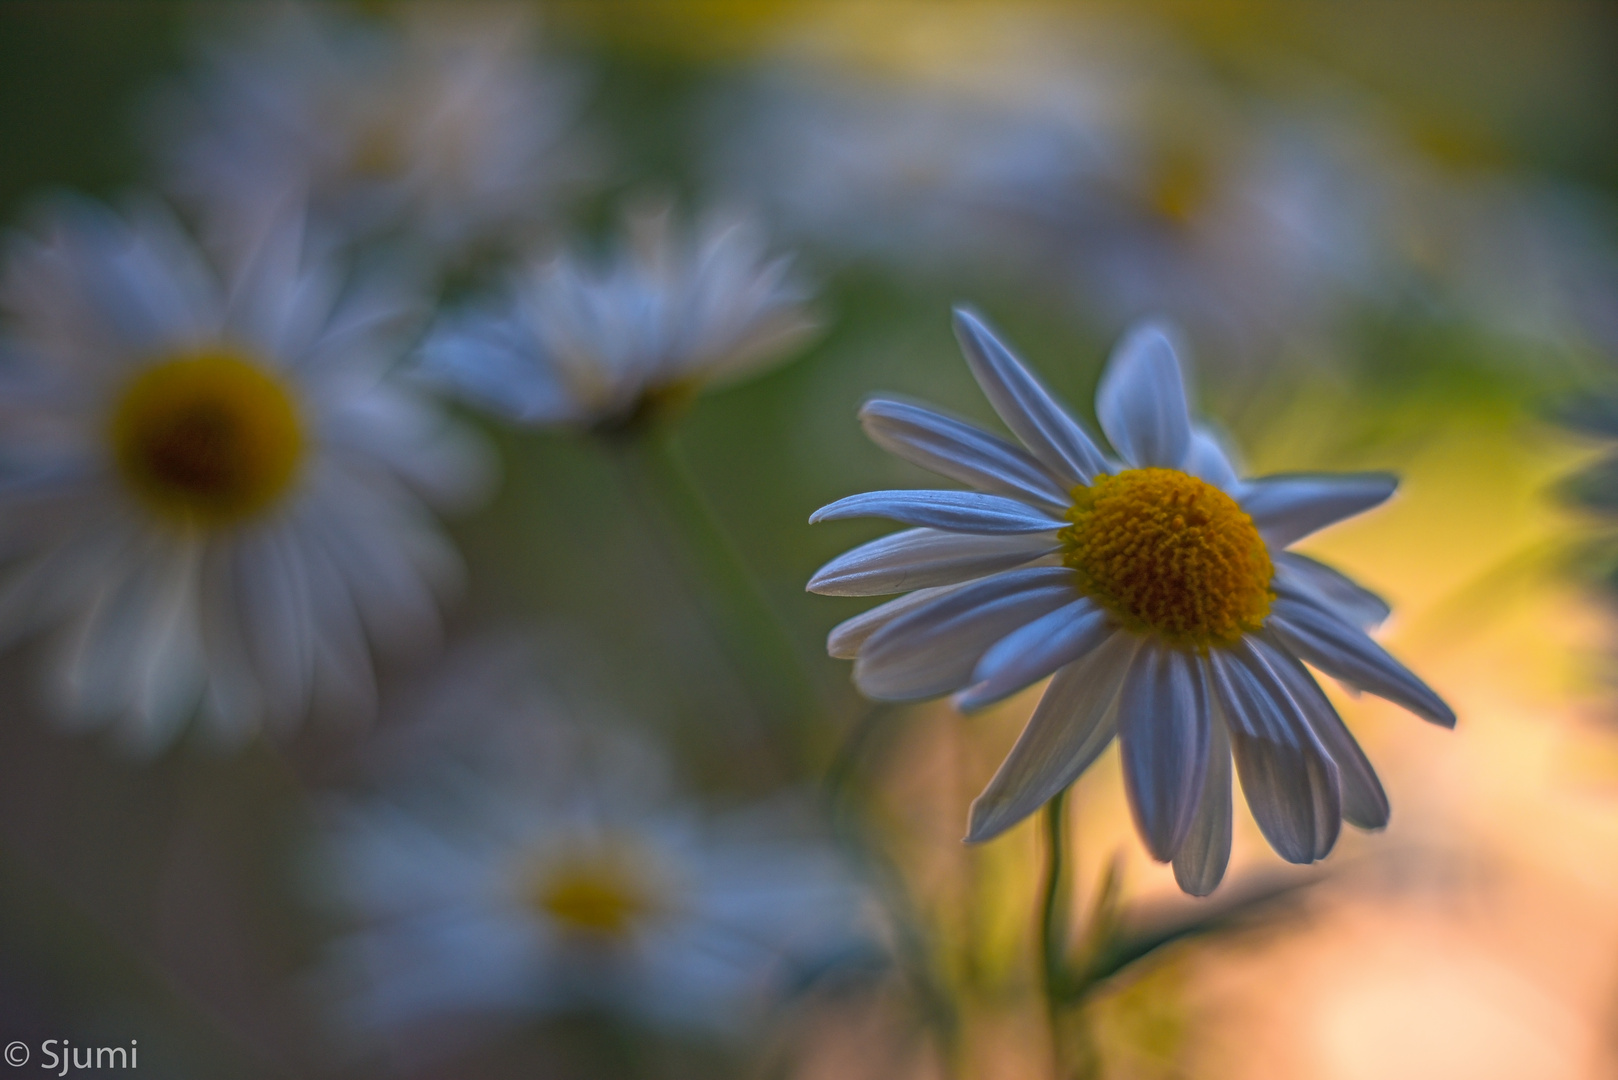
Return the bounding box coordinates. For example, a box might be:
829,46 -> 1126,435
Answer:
108,349 -> 304,528
528,852 -> 660,940
1061,467 -> 1273,650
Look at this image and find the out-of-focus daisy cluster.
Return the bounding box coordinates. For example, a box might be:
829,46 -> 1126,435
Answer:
0,2 -> 1616,1079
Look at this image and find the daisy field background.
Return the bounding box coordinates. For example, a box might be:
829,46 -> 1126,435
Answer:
0,1 -> 1616,1078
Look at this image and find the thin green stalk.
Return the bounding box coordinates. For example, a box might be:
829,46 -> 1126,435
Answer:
1041,789 -> 1071,1079
607,427 -> 823,766
821,701 -> 895,814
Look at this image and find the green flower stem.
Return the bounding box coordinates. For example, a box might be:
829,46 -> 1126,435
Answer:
822,701 -> 896,812
1041,789 -> 1071,1078
608,426 -> 823,767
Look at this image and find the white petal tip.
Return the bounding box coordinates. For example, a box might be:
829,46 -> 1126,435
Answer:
1121,318 -> 1178,351
951,688 -> 991,713
962,810 -> 998,845
1173,875 -> 1220,899
963,798 -> 1028,845
961,822 -> 999,846
951,307 -> 994,344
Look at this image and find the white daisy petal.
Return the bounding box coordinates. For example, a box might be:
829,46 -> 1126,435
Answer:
965,631 -> 1138,843
296,530 -> 379,720
223,192 -> 310,357
854,566 -> 1077,701
61,551 -> 165,722
1255,635 -> 1390,830
236,524 -> 318,724
1274,551 -> 1391,630
1117,644 -> 1209,862
124,542 -> 207,742
954,598 -> 1111,711
1096,320 -> 1192,470
1172,698 -> 1233,897
1212,644 -> 1342,863
859,397 -> 1070,511
1185,425 -> 1240,491
1268,595 -> 1455,727
951,308 -> 1111,485
415,309 -> 578,424
825,584 -> 964,659
807,527 -> 1058,596
809,489 -> 1065,534
1240,472 -> 1398,548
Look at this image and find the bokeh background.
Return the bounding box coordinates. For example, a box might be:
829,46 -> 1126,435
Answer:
1,1 -> 1617,1077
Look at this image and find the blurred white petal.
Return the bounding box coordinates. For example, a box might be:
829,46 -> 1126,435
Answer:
1096,320 -> 1192,469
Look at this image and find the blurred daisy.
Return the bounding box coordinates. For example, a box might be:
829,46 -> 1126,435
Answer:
717,67 -> 1412,366
808,309 -> 1454,895
717,41 -> 1617,371
417,202 -> 817,431
0,195 -> 488,750
152,2 -> 587,259
316,715 -> 872,1054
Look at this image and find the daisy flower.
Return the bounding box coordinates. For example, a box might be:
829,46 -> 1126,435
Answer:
417,202 -> 817,431
0,195 -> 489,750
152,3 -> 588,259
315,711 -> 872,1053
808,309 -> 1454,895
717,68 -> 1415,365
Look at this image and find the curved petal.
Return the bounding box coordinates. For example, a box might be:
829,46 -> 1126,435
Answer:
808,528 -> 1059,596
1117,644 -> 1210,862
1096,320 -> 1192,469
1240,473 -> 1397,548
955,598 -> 1111,711
1172,696 -> 1233,897
860,397 -> 1070,511
416,311 -> 578,425
1254,634 -> 1390,830
1186,425 -> 1240,491
1210,645 -> 1341,863
809,490 -> 1064,534
965,631 -> 1139,843
951,308 -> 1111,485
854,567 -> 1078,701
1268,596 -> 1455,728
1274,552 -> 1390,630
826,584 -> 962,659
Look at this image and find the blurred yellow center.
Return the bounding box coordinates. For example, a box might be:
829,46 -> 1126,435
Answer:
109,349 -> 304,527
1061,468 -> 1273,649
529,853 -> 659,940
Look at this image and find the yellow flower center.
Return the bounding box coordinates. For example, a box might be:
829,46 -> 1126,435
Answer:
527,851 -> 661,940
1061,468 -> 1273,650
109,349 -> 305,528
